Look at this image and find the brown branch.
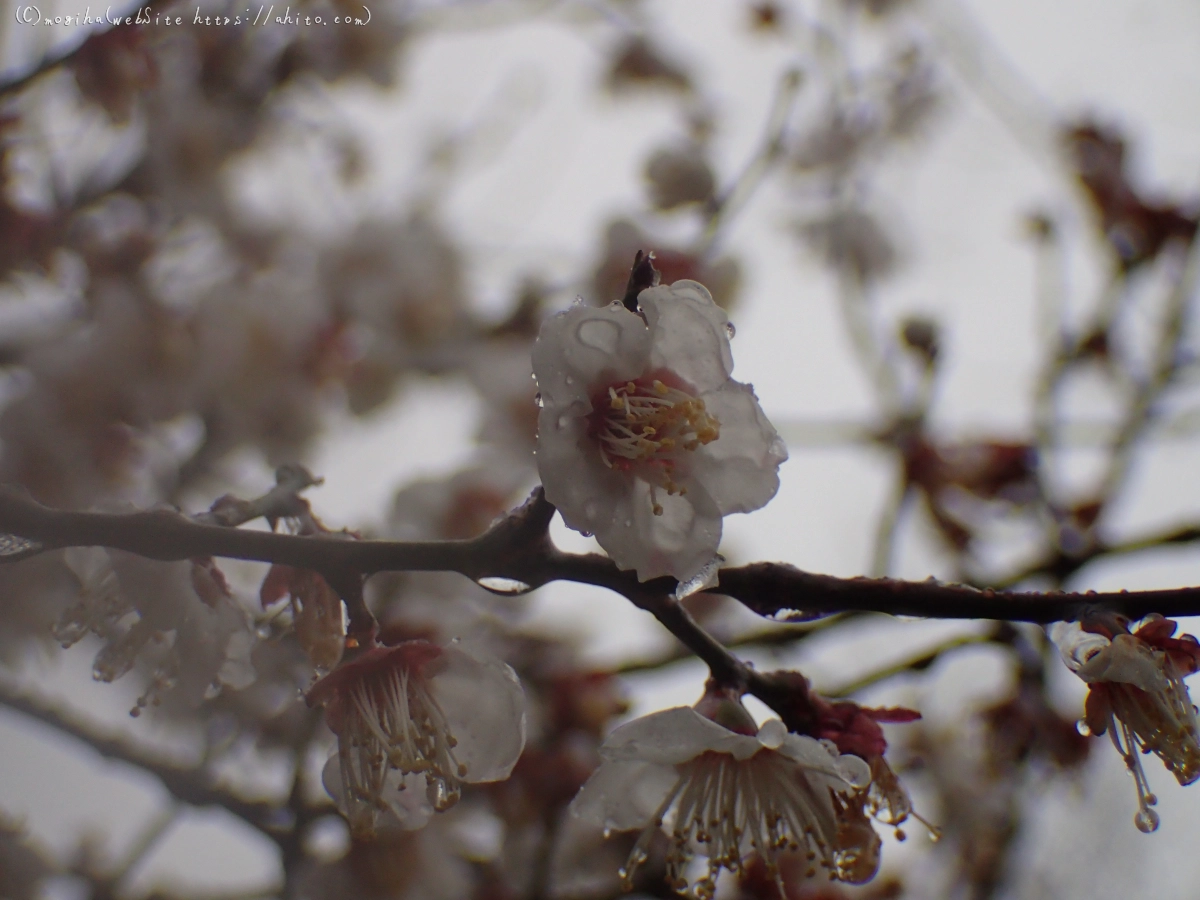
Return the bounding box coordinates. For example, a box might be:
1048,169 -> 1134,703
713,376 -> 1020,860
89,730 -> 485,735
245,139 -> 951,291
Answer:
5,484 -> 1200,626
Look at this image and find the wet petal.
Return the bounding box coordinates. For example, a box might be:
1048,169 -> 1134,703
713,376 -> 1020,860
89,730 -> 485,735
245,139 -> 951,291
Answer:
641,281 -> 734,392
428,642 -> 527,782
568,758 -> 680,833
532,303 -> 651,409
683,380 -> 787,515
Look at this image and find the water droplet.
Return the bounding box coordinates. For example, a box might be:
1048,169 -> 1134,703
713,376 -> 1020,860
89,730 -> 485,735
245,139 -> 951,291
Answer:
724,321 -> 736,339
564,375 -> 575,386
675,554 -> 724,600
579,530 -> 593,538
576,317 -> 622,354
557,415 -> 570,430
534,392 -> 544,408
475,577 -> 533,596
571,295 -> 584,307
1134,808 -> 1160,833
427,778 -> 461,812
1076,719 -> 1093,737
894,828 -> 907,842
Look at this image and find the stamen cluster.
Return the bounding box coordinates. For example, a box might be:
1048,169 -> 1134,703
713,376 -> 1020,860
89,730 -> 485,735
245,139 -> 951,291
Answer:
591,377 -> 720,513
308,639 -> 526,838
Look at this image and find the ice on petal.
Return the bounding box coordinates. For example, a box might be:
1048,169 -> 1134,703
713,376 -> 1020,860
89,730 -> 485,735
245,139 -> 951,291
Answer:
1050,621 -> 1111,672
756,718 -> 787,749
531,303 -> 650,409
641,281 -> 734,393
675,553 -> 723,600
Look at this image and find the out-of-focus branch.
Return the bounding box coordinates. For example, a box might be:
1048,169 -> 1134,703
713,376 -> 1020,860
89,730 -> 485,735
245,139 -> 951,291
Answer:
0,686 -> 286,842
823,631 -> 993,698
989,521 -> 1200,590
697,67 -> 803,256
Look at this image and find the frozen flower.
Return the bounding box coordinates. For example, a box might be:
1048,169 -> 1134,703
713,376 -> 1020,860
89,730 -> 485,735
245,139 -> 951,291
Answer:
308,639 -> 526,838
1052,614 -> 1200,832
758,670 -> 926,843
568,693 -> 873,897
809,698 -> 922,832
532,280 -> 787,582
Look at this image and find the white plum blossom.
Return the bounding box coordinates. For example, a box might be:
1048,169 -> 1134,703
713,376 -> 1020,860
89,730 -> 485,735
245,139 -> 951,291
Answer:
568,702 -> 873,897
532,280 -> 787,582
1052,615 -> 1200,833
307,639 -> 526,838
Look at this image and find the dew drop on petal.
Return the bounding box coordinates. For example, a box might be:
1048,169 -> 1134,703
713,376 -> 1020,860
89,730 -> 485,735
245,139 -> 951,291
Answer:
475,577 -> 533,596
534,392 -> 544,408
724,322 -> 736,339
1135,808 -> 1160,833
1076,719 -> 1093,737
576,317 -> 622,354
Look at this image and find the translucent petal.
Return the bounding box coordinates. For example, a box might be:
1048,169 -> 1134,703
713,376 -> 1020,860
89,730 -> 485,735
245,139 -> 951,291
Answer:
778,734 -> 871,788
599,481 -> 723,582
1078,634 -> 1166,694
682,381 -> 787,515
322,754 -> 433,833
600,707 -> 763,764
568,758 -> 680,833
428,642 -> 527,783
1050,621 -> 1112,672
531,303 -> 651,409
641,281 -> 734,393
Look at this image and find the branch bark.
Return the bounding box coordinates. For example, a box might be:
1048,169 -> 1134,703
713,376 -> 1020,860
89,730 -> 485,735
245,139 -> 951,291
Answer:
3,485 -> 1200,625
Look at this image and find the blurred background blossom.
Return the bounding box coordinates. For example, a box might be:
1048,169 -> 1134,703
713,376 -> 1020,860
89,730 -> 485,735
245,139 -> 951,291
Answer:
0,0 -> 1198,898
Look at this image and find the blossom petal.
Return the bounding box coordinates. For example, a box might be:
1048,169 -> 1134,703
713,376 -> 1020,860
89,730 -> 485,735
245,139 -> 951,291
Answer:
598,482 -> 723,582
532,302 -> 651,409
599,706 -> 762,763
568,758 -> 680,833
1077,633 -> 1167,694
682,380 -> 787,515
641,281 -> 734,393
428,642 -> 527,782
536,413 -> 631,529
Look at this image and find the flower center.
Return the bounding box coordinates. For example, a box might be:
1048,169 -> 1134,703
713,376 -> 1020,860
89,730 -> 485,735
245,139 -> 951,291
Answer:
619,749 -> 841,898
336,665 -> 467,834
590,376 -> 720,513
